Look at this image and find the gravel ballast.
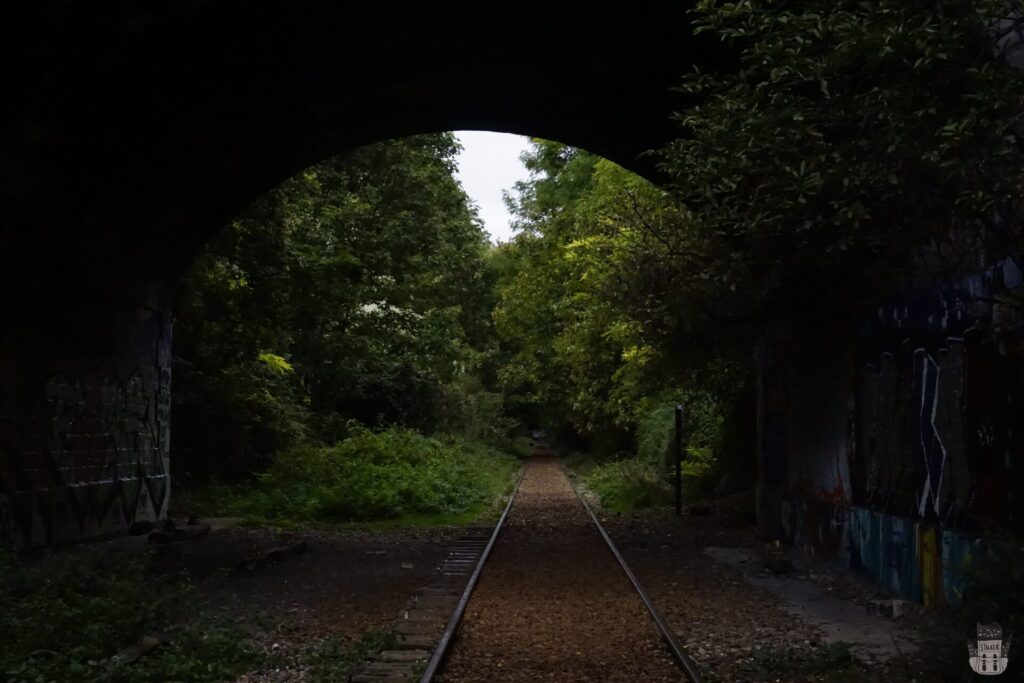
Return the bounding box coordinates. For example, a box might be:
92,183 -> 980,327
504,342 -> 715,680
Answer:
439,459 -> 683,682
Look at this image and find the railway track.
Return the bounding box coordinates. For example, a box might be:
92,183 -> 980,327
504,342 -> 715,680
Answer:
347,473 -> 524,682
349,454 -> 703,682
565,466 -> 703,683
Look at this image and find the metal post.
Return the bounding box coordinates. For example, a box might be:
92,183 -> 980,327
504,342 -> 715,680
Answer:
675,404 -> 683,516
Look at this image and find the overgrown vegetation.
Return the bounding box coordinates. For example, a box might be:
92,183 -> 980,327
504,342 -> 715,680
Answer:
171,133 -> 524,526
585,459 -> 673,514
580,392 -> 730,512
173,133 -> 505,488
197,427 -> 517,525
165,3 -> 1022,527
665,0 -> 1024,312
168,3 -> 1024,521
494,144 -> 755,510
494,1 -> 1024,510
0,549 -> 259,683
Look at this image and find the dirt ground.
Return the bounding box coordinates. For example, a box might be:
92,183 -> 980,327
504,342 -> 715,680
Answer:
438,459 -> 684,682
138,472 -> 971,683
144,523 -> 461,681
599,504 -> 966,683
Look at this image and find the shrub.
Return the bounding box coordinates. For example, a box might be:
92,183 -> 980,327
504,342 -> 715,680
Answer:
635,391 -> 724,498
586,457 -> 673,514
173,356 -> 311,484
225,426 -> 517,523
582,390 -> 728,513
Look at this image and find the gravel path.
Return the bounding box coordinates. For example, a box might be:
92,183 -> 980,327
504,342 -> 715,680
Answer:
439,459 -> 683,682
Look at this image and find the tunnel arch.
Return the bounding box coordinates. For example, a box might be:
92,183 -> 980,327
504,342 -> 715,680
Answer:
0,1 -> 737,547
4,3 -> 1022,617
1,0 -> 732,290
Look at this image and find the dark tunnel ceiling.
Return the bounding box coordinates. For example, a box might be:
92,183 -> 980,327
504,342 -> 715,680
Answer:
1,1 -> 732,289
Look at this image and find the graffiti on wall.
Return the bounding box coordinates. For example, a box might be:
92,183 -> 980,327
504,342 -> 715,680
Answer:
771,258 -> 1023,606
784,497 -> 977,607
860,340 -> 974,527
0,294 -> 172,548
0,365 -> 170,548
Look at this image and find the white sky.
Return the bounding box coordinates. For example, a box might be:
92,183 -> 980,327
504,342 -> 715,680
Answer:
454,131 -> 532,244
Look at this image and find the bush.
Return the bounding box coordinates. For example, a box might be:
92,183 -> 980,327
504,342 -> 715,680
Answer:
635,391 -> 724,499
0,548 -> 258,682
581,390 -> 729,513
586,457 -> 673,513
173,356 -> 311,484
223,426 -> 517,523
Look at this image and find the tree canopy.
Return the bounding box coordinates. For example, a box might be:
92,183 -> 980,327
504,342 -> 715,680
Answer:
663,0 -> 1024,312
171,1 -> 1024,501
173,134 -> 499,480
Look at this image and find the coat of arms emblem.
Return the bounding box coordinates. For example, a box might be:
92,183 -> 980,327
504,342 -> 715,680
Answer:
968,622 -> 1011,676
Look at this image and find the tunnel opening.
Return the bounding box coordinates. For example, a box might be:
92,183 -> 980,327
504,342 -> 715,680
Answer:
3,8 -> 1024,680
165,129 -> 752,530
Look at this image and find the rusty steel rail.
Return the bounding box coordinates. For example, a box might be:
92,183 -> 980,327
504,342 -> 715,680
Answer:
418,468 -> 525,683
565,467 -> 705,683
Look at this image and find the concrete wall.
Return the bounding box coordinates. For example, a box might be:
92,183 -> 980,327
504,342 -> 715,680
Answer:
760,258 -> 1024,607
0,283 -> 171,548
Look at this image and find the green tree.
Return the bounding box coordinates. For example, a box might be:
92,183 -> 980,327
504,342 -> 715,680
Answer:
662,1 -> 1024,310
173,134 -> 498,481
496,141 -> 747,475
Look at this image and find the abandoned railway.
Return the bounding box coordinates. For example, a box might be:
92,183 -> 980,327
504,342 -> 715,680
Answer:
348,453 -> 702,683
